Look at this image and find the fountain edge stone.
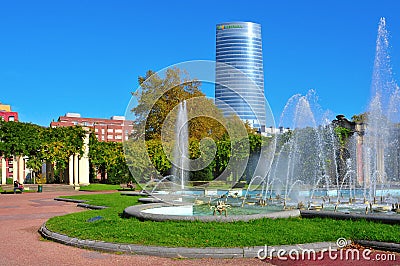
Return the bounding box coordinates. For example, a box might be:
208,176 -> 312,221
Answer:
123,203 -> 300,222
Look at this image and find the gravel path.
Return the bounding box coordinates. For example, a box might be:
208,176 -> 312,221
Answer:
0,191 -> 267,266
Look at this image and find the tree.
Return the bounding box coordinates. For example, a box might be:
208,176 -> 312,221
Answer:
124,139 -> 158,183
0,121 -> 43,182
0,120 -> 42,158
351,113 -> 367,123
334,126 -> 352,147
39,126 -> 86,183
0,120 -> 86,183
89,133 -> 132,184
128,68 -> 271,184
131,67 -> 226,141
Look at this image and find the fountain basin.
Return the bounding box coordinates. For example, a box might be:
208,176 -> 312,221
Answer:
123,203 -> 300,222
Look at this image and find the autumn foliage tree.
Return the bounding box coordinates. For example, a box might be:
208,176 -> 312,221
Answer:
132,68 -> 227,141
127,67 -> 263,183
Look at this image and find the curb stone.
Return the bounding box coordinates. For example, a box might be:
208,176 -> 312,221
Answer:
354,240 -> 400,253
54,198 -> 108,210
54,198 -> 87,203
39,223 -> 344,259
76,203 -> 108,210
120,191 -> 148,196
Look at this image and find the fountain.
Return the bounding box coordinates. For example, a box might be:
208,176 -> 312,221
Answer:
172,100 -> 189,190
261,18 -> 400,218
262,90 -> 336,205
361,17 -> 400,200
124,18 -> 400,222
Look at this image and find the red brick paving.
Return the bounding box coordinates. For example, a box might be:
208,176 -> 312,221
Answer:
0,191 -> 267,266
265,249 -> 399,266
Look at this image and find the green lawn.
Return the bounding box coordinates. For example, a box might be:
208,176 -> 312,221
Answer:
47,193 -> 400,248
78,184 -> 122,191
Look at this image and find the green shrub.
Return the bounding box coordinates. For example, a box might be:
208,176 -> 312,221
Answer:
190,166 -> 213,181
6,178 -> 13,184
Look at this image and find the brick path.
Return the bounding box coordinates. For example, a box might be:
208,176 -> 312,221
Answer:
265,249 -> 399,265
0,191 -> 266,266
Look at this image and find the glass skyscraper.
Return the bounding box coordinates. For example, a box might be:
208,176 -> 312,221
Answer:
215,22 -> 266,130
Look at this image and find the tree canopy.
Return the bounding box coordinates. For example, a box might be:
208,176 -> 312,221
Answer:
126,67 -> 266,184
0,120 -> 86,181
89,133 -> 131,184
131,67 -> 227,141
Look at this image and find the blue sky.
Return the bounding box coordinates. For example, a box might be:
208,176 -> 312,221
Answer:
1,0 -> 400,126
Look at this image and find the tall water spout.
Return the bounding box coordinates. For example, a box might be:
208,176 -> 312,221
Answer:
362,17 -> 400,199
173,100 -> 189,190
270,90 -> 333,201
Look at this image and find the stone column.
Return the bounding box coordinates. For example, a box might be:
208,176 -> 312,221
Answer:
355,123 -> 365,186
1,157 -> 6,185
377,143 -> 385,183
78,132 -> 90,185
74,154 -> 79,186
68,155 -> 74,185
356,134 -> 364,185
78,158 -> 89,185
18,156 -> 24,183
12,156 -> 18,181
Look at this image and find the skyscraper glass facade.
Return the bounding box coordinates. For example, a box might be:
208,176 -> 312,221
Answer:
215,22 -> 266,129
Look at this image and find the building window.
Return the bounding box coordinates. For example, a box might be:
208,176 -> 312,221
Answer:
115,129 -> 122,133
8,116 -> 15,122
107,129 -> 113,133
101,129 -> 105,134
107,135 -> 113,139
115,135 -> 122,140
101,136 -> 105,141
95,128 -> 98,132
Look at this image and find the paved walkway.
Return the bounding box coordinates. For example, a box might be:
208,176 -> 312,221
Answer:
0,191 -> 265,266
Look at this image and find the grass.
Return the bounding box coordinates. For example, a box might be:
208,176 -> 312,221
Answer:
0,186 -> 36,194
47,193 -> 400,248
78,184 -> 122,191
1,190 -> 36,194
1,190 -> 18,194
59,193 -> 134,209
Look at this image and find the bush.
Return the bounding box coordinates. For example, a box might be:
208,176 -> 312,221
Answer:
6,178 -> 13,184
190,166 -> 213,181
106,164 -> 132,185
